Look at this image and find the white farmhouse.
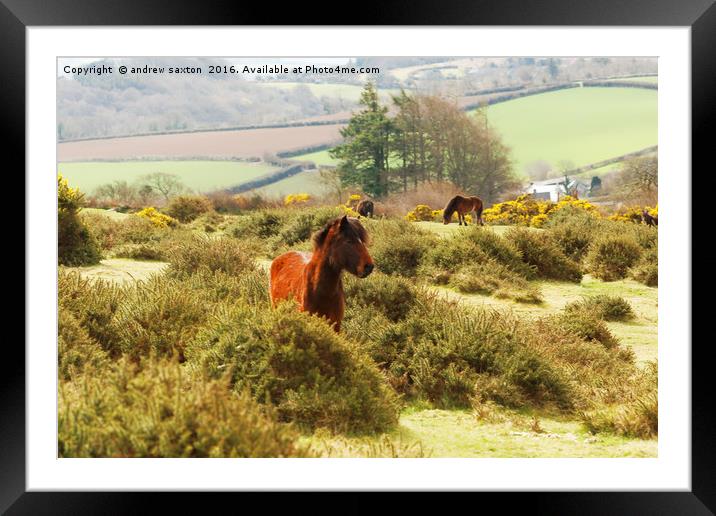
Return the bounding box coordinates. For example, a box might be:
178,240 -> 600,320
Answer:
526,177 -> 590,202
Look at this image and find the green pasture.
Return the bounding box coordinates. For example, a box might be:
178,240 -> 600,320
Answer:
292,149 -> 339,167
479,87 -> 658,176
58,160 -> 280,195
251,169 -> 326,199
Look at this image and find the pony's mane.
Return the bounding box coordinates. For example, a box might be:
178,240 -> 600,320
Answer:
313,217 -> 369,249
443,195 -> 463,221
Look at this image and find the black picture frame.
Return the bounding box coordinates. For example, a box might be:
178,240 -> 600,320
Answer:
7,0 -> 713,512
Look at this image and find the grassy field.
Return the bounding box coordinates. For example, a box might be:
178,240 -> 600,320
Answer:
292,149 -> 339,167
252,169 -> 326,198
58,160 -> 280,194
480,87 -> 657,176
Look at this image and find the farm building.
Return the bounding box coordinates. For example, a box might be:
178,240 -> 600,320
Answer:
526,177 -> 590,202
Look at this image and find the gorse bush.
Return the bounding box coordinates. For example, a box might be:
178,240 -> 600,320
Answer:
582,361 -> 658,438
58,305 -> 108,381
111,242 -> 166,261
344,273 -> 421,322
166,235 -> 258,277
187,302 -> 400,434
136,207 -> 178,228
585,235 -> 642,281
110,276 -> 211,362
81,211 -> 164,251
449,261 -> 543,304
364,219 -> 437,277
564,295 -> 635,321
59,357 -> 313,457
58,175 -> 102,266
550,310 -> 620,350
164,195 -> 213,223
505,227 -> 582,282
58,271 -> 125,354
422,226 -> 535,280
629,245 -> 658,286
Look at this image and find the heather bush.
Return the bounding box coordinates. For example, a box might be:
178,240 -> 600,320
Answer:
187,302 -> 400,434
585,235 -> 642,281
564,295 -> 635,321
505,227 -> 582,282
230,210 -> 286,239
164,195 -> 213,223
549,310 -> 620,349
59,358 -> 313,457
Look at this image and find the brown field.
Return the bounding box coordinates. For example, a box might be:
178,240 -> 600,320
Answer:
57,124 -> 345,162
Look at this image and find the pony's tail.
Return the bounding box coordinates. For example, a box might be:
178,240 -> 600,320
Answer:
443,197 -> 459,222
476,202 -> 484,225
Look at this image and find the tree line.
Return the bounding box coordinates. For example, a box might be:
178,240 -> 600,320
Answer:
329,83 -> 518,202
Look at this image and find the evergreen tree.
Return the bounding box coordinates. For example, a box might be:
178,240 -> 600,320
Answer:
329,83 -> 392,197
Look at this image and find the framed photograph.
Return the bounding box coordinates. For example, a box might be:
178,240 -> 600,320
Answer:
9,0 -> 713,512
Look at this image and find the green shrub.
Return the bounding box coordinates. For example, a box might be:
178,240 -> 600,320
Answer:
344,300 -> 571,409
111,242 -> 165,261
629,245 -> 658,286
582,362 -> 657,438
449,261 -> 543,304
58,306 -> 109,380
231,210 -> 285,239
166,235 -> 258,277
110,276 -> 211,361
344,273 -> 421,322
59,358 -> 312,457
585,235 -> 642,281
164,195 -> 213,223
58,271 -> 125,353
81,210 -> 165,251
505,227 -> 582,282
550,311 -> 620,349
58,175 -> 102,266
187,302 -> 400,434
463,227 -> 536,279
564,295 -> 635,321
545,211 -> 600,261
365,219 -> 436,277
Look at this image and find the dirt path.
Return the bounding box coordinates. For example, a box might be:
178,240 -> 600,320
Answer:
69,258 -> 169,284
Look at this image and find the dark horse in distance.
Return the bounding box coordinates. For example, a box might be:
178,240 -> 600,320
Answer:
642,209 -> 658,226
356,199 -> 374,218
443,195 -> 484,226
269,216 -> 374,332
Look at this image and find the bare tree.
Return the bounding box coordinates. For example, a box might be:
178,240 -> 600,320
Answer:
318,167 -> 346,205
138,173 -> 186,203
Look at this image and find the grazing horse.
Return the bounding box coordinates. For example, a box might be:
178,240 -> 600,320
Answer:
443,195 -> 484,226
269,215 -> 374,332
356,199 -> 374,218
642,209 -> 658,227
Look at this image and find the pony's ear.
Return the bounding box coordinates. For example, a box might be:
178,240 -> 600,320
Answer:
339,215 -> 349,230
313,225 -> 330,248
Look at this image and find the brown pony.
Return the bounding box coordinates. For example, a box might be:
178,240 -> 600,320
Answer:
356,199 -> 374,218
642,209 -> 658,226
269,215 -> 374,332
443,195 -> 484,226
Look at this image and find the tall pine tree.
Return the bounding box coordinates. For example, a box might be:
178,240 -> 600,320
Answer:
329,83 -> 392,197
